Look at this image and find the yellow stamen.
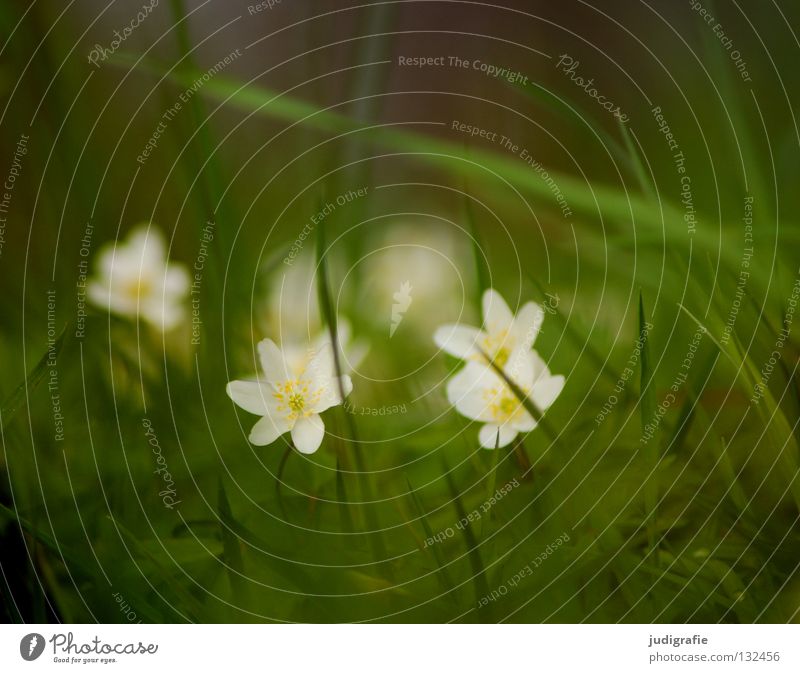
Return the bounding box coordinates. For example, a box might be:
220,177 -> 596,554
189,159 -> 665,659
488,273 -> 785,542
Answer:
288,393 -> 305,413
272,378 -> 325,421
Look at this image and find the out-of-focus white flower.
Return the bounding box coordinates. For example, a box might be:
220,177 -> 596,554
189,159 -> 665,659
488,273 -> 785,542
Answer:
434,288 -> 544,368
390,280 -> 413,337
226,338 -> 352,454
446,347 -> 564,448
263,252 -> 367,374
87,224 -> 189,331
281,320 -> 368,376
265,252 -> 321,338
362,222 -> 470,336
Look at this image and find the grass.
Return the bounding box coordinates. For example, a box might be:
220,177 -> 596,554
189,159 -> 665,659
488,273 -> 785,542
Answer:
0,2 -> 799,625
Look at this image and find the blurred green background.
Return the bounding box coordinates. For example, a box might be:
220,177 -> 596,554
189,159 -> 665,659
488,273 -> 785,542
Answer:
1,0 -> 799,623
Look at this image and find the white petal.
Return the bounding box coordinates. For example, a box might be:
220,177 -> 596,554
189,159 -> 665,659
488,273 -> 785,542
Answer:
86,280 -> 112,310
120,224 -> 168,278
226,380 -> 274,416
344,339 -> 369,372
147,301 -> 184,331
433,324 -> 484,359
291,414 -> 325,454
453,388 -> 495,422
446,362 -> 498,399
513,301 -> 545,350
529,349 -> 552,379
531,374 -> 565,411
446,363 -> 498,422
96,246 -> 118,280
258,338 -> 291,381
249,414 -> 290,446
129,223 -> 165,261
482,289 -> 514,334
164,265 -> 190,297
478,423 -> 518,449
503,346 -> 536,389
335,318 -> 352,348
282,343 -> 313,377
514,410 -> 537,433
306,341 -> 336,380
314,375 -> 352,413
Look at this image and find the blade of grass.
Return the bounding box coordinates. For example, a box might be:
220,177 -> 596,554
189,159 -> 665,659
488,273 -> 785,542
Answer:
480,430 -> 502,539
0,503 -> 94,580
618,118 -> 654,198
217,478 -> 247,615
510,79 -> 631,175
463,192 -> 490,313
315,214 -> 390,571
678,303 -> 800,514
713,437 -> 750,514
336,456 -> 355,534
113,56 -> 728,252
667,349 -> 719,455
442,462 -> 489,606
639,293 -> 658,555
526,273 -> 613,383
274,445 -> 292,523
479,347 -> 560,445
405,476 -> 457,600
1,326 -> 66,425
113,52 -> 794,307
114,517 -> 203,620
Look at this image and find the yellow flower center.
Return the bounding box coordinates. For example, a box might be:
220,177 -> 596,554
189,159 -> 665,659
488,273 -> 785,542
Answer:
273,379 -> 324,421
498,396 -> 517,416
124,277 -> 152,301
288,393 -> 305,413
480,330 -> 513,367
485,385 -> 529,424
493,346 -> 510,368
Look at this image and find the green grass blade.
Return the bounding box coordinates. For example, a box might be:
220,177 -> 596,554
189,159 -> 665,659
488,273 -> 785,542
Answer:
639,293 -> 658,554
618,118 -> 654,198
526,273 -> 612,382
405,476 -> 456,599
443,464 -> 489,606
480,347 -> 559,444
114,517 -> 204,621
1,326 -> 66,425
217,478 -> 247,614
463,193 -> 489,312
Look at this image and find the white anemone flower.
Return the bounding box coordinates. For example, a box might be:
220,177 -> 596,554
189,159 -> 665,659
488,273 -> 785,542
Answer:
434,288 -> 544,368
226,338 -> 352,454
446,347 -> 565,448
87,224 -> 189,331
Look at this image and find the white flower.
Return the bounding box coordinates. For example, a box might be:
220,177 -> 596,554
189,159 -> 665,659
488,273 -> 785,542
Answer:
434,289 -> 544,368
263,252 -> 367,374
226,338 -> 352,454
446,347 -> 564,448
264,252 -> 320,337
87,224 -> 189,331
281,320 -> 368,376
361,221 -> 470,335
